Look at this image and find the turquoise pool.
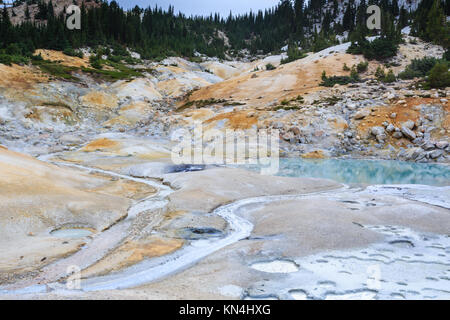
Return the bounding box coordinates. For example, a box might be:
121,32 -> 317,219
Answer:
246,158 -> 450,186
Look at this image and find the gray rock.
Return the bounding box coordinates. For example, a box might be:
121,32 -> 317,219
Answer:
416,151 -> 427,161
272,122 -> 284,129
371,126 -> 385,137
429,149 -> 444,159
386,124 -> 395,133
376,134 -> 387,143
401,126 -> 416,140
436,141 -> 449,149
282,132 -> 294,141
347,103 -> 357,110
404,147 -> 424,161
393,132 -> 403,139
353,109 -> 370,120
59,134 -> 83,145
390,113 -> 397,119
421,141 -> 435,151
402,120 -> 415,130
288,127 -> 301,136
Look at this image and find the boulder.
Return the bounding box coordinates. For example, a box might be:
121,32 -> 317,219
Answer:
376,134 -> 387,143
429,149 -> 444,159
421,141 -> 435,151
371,126 -> 385,137
345,131 -> 353,138
404,147 -> 424,161
282,131 -> 295,142
288,127 -> 301,136
272,122 -> 284,129
436,141 -> 449,149
59,134 -> 83,145
386,124 -> 395,133
402,120 -> 415,130
401,126 -> 416,140
353,109 -> 370,120
393,131 -> 403,139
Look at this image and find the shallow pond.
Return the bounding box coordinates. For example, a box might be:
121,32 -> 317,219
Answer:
249,158 -> 450,186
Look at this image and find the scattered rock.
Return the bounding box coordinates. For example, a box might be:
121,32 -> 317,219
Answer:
386,124 -> 395,133
401,126 -> 416,140
429,149 -> 444,159
353,109 -> 370,120
421,141 -> 435,151
402,120 -> 415,130
436,141 -> 449,149
288,127 -> 301,136
371,126 -> 385,137
59,134 -> 83,145
404,147 -> 424,161
393,132 -> 403,139
272,122 -> 283,129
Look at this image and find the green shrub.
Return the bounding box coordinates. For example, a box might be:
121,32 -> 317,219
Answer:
320,71 -> 359,87
375,66 -> 386,80
108,55 -> 122,63
356,61 -> 369,73
427,61 -> 450,88
348,37 -> 399,61
32,53 -> 43,61
444,49 -> 450,61
399,57 -> 440,79
343,63 -> 350,71
63,48 -> 84,58
89,55 -> 103,69
383,69 -> 397,83
123,56 -> 140,65
112,45 -> 130,57
350,66 -> 360,80
266,63 -> 276,71
31,59 -> 78,80
0,53 -> 29,66
6,43 -> 22,56
281,45 -> 307,64
0,54 -> 12,65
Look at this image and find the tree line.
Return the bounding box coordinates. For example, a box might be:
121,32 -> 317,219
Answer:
0,0 -> 448,61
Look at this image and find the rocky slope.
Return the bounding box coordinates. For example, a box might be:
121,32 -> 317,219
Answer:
1,35 -> 447,163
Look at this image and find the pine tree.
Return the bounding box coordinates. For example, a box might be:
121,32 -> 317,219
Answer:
343,2 -> 355,32
392,0 -> 400,17
25,4 -> 30,20
398,6 -> 408,28
425,0 -> 449,47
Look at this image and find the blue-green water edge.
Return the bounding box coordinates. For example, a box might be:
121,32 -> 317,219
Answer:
243,158 -> 450,186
